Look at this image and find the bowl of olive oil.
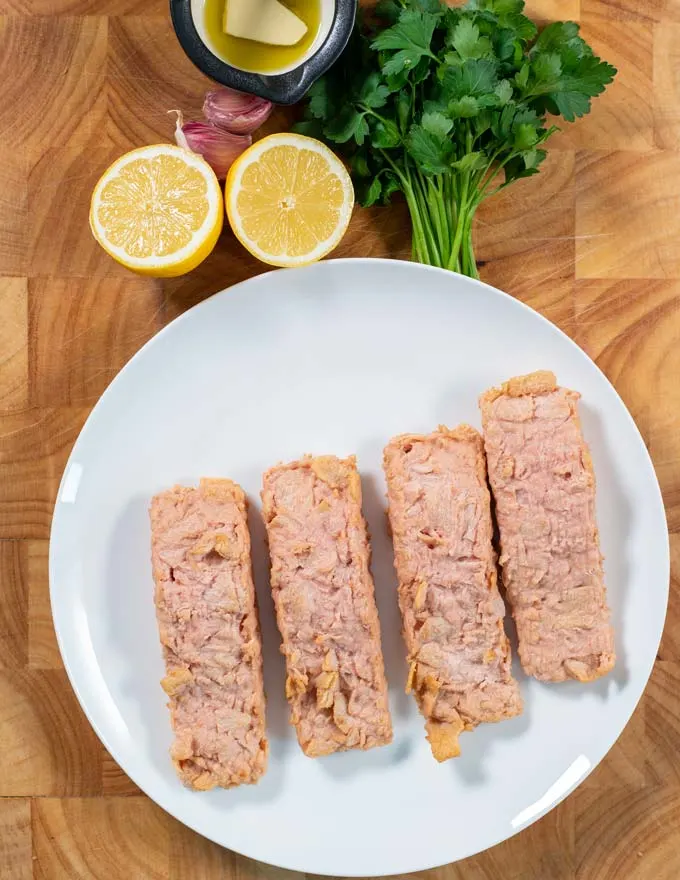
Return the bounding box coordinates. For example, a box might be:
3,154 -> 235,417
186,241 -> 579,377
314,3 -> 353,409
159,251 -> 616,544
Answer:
171,0 -> 356,105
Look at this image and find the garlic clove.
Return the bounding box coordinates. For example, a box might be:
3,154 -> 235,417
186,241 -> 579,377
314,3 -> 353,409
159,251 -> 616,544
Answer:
203,87 -> 273,136
172,111 -> 251,179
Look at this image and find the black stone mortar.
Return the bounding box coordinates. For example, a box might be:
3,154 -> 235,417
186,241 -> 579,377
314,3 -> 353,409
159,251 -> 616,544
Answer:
170,0 -> 357,105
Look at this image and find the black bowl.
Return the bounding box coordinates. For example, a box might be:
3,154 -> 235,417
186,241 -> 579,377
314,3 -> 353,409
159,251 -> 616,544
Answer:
170,0 -> 357,106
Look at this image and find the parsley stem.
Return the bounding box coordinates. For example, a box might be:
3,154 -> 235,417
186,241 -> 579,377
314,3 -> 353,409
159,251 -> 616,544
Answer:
474,153 -> 516,205
415,170 -> 446,266
409,175 -> 442,266
380,149 -> 442,266
428,174 -> 450,259
447,177 -> 470,272
403,177 -> 434,265
440,175 -> 454,253
359,106 -> 390,127
460,208 -> 479,280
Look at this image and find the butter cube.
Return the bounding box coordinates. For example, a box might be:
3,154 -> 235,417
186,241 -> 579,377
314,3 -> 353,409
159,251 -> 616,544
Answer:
224,0 -> 308,47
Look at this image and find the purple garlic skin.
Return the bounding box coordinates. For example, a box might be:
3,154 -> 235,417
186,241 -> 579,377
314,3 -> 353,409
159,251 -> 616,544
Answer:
203,87 -> 273,136
175,118 -> 251,180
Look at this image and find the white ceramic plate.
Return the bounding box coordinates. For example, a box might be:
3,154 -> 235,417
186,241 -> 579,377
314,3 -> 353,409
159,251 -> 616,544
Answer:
50,259 -> 669,877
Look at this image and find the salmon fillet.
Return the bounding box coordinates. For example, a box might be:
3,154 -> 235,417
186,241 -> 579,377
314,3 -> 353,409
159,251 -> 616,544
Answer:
384,426 -> 522,761
150,479 -> 268,789
480,371 -> 616,683
261,455 -> 393,757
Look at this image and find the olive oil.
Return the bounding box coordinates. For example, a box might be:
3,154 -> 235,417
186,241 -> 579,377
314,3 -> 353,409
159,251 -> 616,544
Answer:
204,0 -> 321,74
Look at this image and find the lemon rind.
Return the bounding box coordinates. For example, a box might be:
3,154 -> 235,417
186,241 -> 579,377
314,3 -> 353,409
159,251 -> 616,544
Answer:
90,144 -> 223,272
225,133 -> 354,268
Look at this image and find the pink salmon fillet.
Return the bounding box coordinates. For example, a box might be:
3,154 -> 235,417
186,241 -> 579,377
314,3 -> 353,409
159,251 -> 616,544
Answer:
480,371 -> 616,683
150,478 -> 268,789
262,455 -> 393,757
384,425 -> 522,760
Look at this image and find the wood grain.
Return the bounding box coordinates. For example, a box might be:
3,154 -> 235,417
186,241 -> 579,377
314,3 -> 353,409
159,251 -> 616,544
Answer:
653,22 -> 680,148
28,140 -> 131,279
0,16 -> 107,160
0,164 -> 28,277
32,798 -> 170,880
26,541 -> 61,670
0,799 -> 31,880
28,277 -> 163,406
660,535 -> 680,660
0,407 -> 89,539
0,670 -> 103,796
588,0 -> 680,23
576,150 -> 680,279
0,0 -> 677,876
645,658 -> 680,786
552,14 -> 654,150
0,541 -> 28,669
0,279 -> 28,412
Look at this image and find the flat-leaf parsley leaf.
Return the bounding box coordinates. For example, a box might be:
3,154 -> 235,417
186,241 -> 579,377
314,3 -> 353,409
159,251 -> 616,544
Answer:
295,0 -> 615,277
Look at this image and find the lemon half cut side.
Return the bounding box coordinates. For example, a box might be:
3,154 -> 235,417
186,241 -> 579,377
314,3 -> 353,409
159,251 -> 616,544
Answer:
90,144 -> 224,278
225,133 -> 355,269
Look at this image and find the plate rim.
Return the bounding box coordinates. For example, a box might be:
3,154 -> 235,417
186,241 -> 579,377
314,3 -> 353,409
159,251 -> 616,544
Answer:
49,258 -> 670,876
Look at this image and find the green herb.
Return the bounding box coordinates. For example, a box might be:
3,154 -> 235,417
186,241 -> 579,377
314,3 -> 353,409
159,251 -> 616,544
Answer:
295,0 -> 616,278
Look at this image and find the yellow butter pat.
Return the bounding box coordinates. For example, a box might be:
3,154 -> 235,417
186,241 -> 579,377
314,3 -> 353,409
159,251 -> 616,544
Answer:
224,0 -> 308,47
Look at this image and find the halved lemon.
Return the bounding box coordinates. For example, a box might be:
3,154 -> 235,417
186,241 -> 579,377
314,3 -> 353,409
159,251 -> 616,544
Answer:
225,133 -> 354,268
90,144 -> 223,277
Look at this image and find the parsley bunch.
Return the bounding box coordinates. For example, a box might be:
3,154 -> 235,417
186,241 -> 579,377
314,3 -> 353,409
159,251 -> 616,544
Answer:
295,0 -> 616,278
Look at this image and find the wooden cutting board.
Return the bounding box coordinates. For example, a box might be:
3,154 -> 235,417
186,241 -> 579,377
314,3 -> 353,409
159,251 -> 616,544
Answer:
0,0 -> 678,878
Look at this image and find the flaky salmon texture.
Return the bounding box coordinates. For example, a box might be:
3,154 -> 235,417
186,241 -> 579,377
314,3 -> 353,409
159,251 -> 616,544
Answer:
262,455 -> 393,757
480,371 -> 616,683
384,426 -> 523,761
150,479 -> 268,790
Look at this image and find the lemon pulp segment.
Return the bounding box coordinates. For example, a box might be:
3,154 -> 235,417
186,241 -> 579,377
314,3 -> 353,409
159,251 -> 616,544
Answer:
226,134 -> 354,268
90,145 -> 223,277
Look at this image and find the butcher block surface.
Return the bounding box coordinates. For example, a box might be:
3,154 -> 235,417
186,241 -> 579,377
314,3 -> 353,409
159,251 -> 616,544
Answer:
0,0 -> 679,878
